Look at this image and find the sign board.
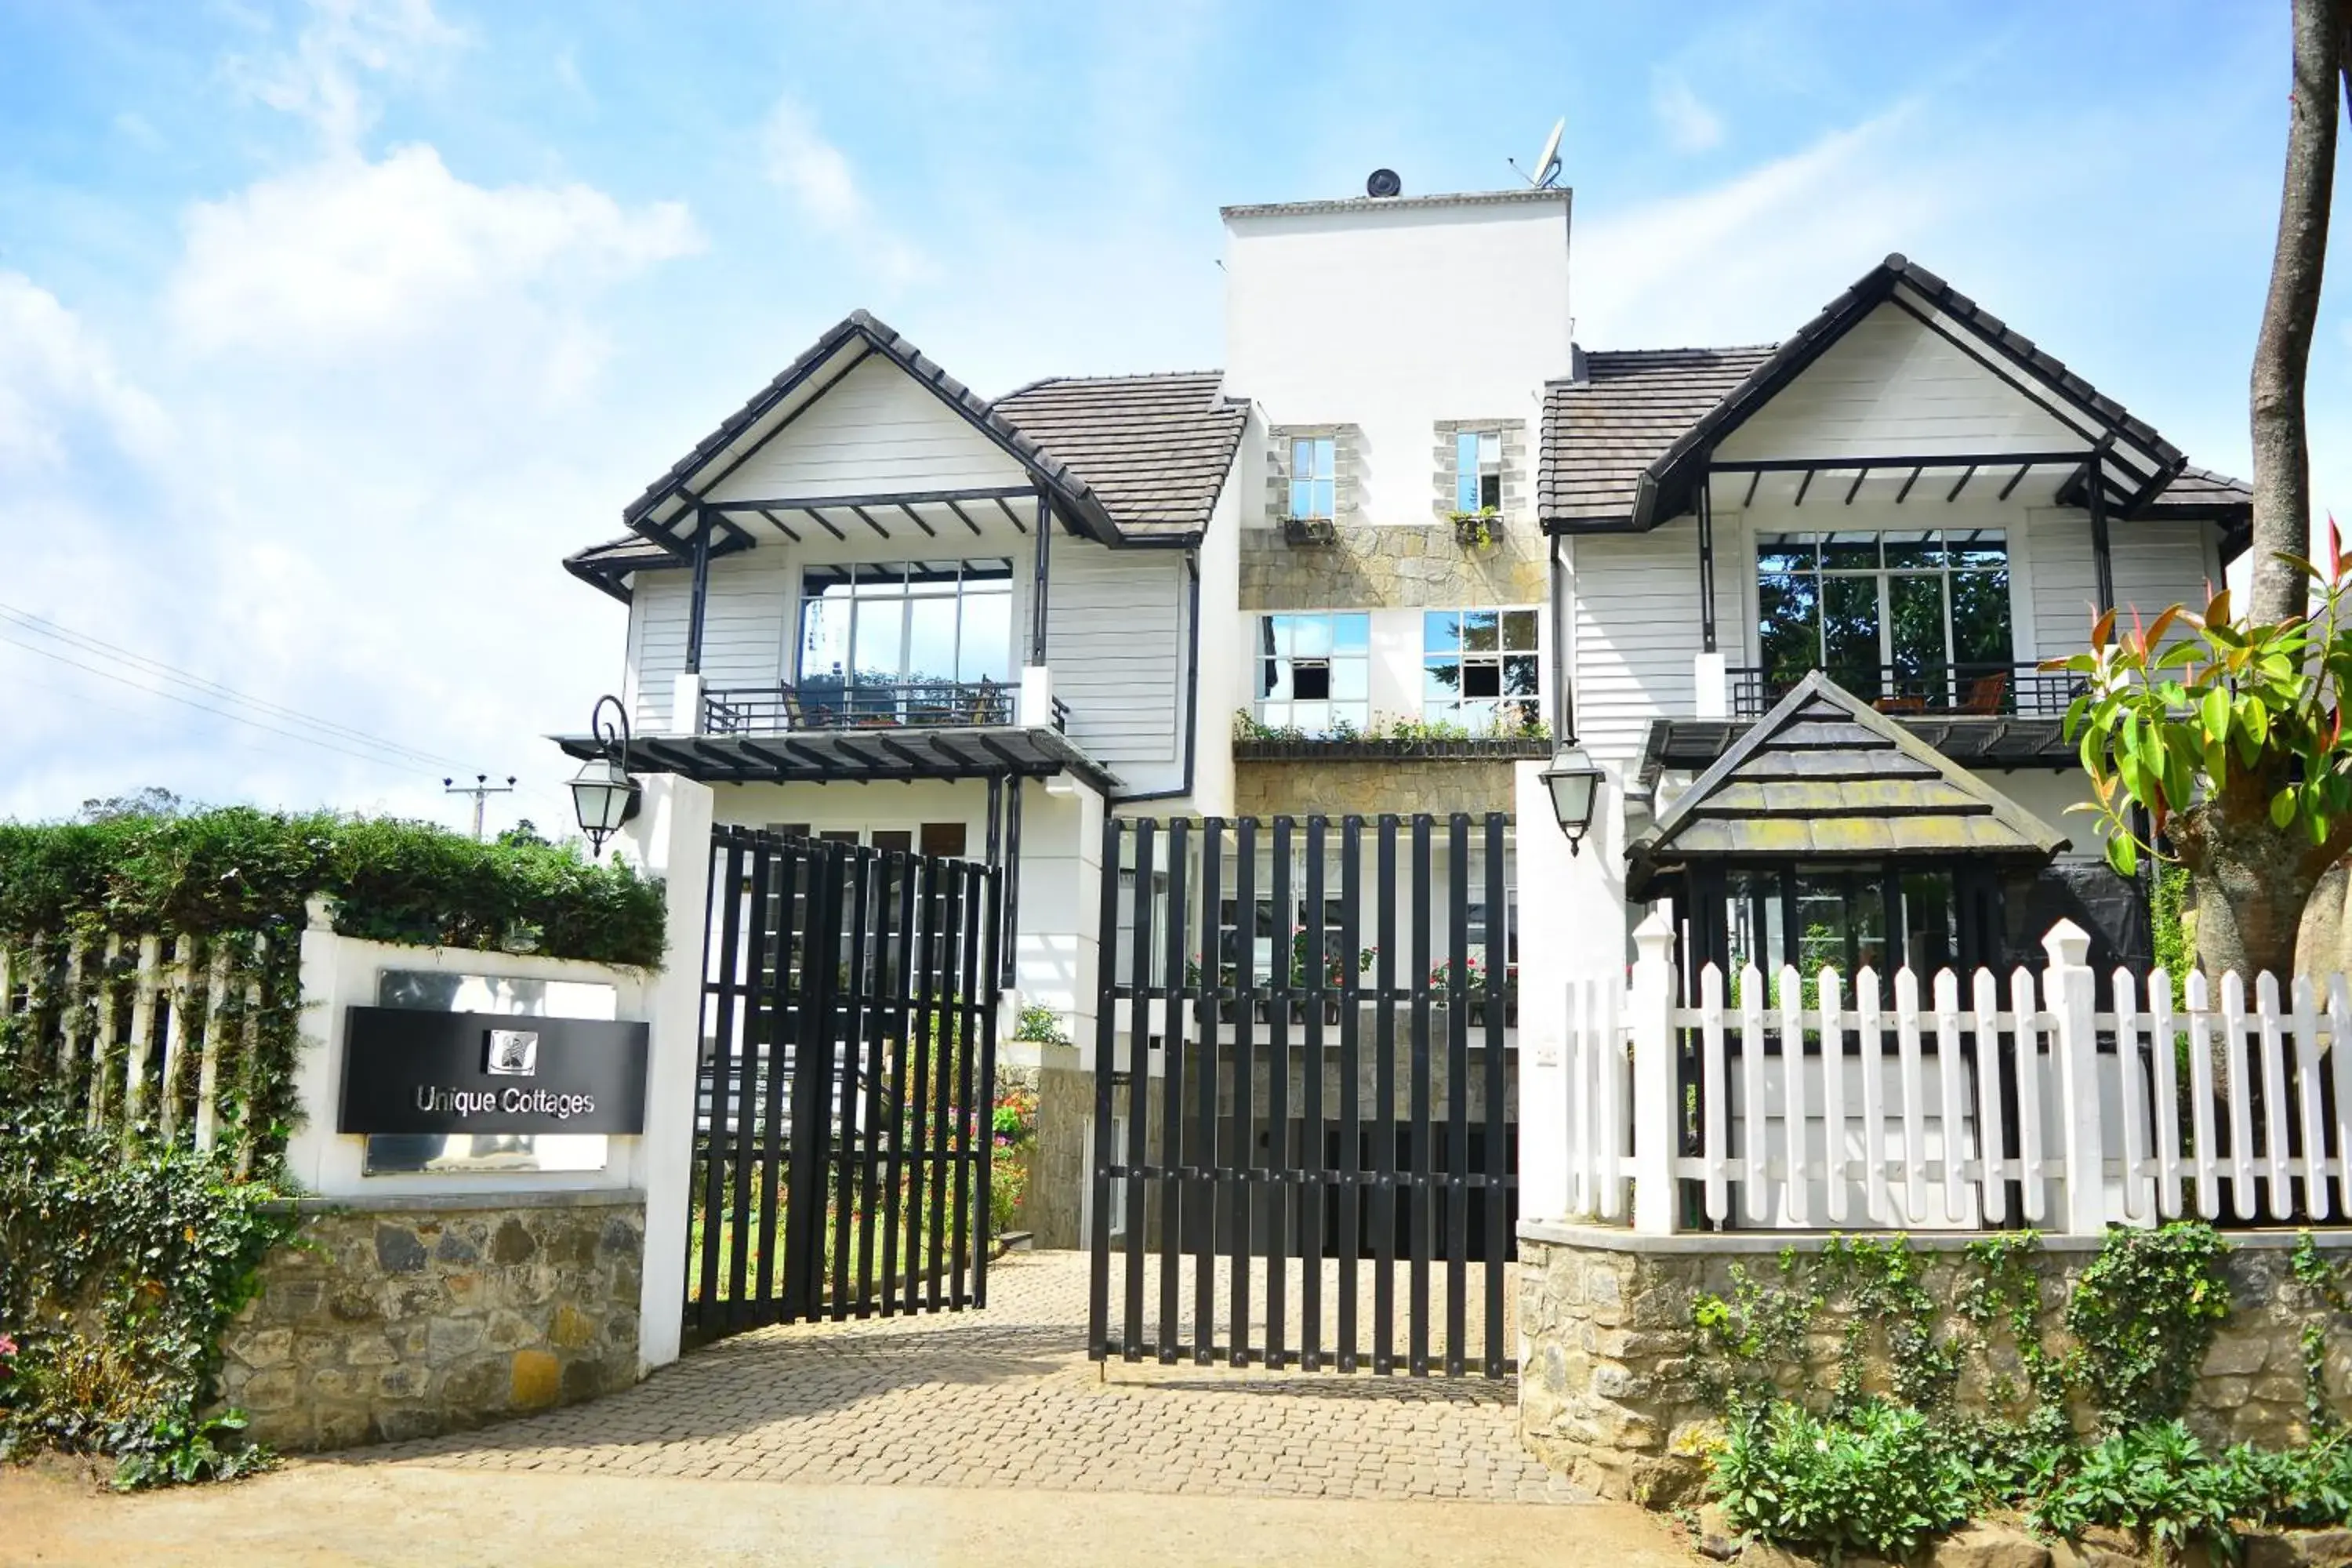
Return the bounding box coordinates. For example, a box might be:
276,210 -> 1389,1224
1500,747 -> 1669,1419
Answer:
338,1006 -> 649,1136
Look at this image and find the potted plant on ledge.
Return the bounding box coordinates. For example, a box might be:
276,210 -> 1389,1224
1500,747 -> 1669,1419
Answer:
1449,508 -> 1501,550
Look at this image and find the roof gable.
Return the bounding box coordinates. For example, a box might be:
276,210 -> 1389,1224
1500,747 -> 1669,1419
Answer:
1714,300 -> 2080,463
1631,671 -> 2067,889
621,310 -> 1121,555
701,354 -> 1031,506
1542,254 -> 2228,534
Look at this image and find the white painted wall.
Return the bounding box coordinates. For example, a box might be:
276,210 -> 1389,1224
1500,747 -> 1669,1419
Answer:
1716,302 -> 2079,462
1567,524 -> 1706,764
1222,193 -> 1572,530
702,354 -> 1029,503
1046,536 -> 1185,781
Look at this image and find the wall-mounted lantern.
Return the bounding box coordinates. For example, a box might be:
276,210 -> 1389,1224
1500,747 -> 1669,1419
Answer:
1539,742 -> 1603,856
568,695 -> 642,857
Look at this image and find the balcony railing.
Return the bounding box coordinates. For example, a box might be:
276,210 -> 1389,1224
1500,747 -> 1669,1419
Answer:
702,679 -> 1067,735
1727,662 -> 2082,720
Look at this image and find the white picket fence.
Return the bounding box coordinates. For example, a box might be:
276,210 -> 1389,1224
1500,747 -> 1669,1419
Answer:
0,927 -> 274,1169
1559,914 -> 2352,1236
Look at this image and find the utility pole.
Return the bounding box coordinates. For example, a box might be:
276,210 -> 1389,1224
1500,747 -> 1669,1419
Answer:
445,774 -> 516,841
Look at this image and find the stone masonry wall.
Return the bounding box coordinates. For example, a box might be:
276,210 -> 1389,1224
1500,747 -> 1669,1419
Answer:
1235,757 -> 1522,818
1518,1226 -> 2352,1508
217,1195 -> 643,1450
1239,524 -> 1547,611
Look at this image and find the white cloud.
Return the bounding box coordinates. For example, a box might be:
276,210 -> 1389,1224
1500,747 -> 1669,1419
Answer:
227,0 -> 464,147
761,96 -> 934,290
1575,107 -> 1954,348
0,274 -> 170,473
166,145 -> 699,365
1650,70 -> 1725,154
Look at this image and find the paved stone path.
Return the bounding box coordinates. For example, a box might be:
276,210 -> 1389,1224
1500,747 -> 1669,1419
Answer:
372,1250 -> 1584,1504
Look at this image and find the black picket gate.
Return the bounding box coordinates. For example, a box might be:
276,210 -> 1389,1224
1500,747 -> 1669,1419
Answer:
684,826 -> 1000,1345
1087,812 -> 1518,1377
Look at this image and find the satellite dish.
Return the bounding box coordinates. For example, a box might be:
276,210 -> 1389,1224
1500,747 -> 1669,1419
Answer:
1366,168 -> 1402,198
1530,118 -> 1565,189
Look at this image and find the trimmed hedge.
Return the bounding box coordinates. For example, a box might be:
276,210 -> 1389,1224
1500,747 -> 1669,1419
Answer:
0,809 -> 666,967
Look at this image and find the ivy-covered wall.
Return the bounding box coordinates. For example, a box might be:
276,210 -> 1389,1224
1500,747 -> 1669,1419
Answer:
1517,1224 -> 2352,1506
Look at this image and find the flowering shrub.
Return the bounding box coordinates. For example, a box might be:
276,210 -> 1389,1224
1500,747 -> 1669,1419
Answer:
988,1084 -> 1039,1239
1428,954 -> 1489,993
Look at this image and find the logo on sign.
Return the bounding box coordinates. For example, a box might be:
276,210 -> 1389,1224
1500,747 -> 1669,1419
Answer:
485,1029 -> 539,1077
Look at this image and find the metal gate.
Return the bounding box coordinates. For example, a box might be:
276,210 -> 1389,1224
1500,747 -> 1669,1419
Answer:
685,826 -> 1000,1345
1087,812 -> 1517,1376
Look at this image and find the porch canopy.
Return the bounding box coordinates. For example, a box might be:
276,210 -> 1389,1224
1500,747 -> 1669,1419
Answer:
551,724 -> 1120,795
1630,672 -> 2069,978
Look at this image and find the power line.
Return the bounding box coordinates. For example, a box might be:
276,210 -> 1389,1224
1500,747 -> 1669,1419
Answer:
0,630 -> 452,774
0,600 -> 466,770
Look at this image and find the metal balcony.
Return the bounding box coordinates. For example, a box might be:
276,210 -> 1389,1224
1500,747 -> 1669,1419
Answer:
702,679 -> 1065,735
1726,662 -> 2082,720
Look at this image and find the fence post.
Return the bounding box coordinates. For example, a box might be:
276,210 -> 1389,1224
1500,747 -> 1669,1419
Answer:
1630,907 -> 1679,1235
2042,919 -> 2105,1236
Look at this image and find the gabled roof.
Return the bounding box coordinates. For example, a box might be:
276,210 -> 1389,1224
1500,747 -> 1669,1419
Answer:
991,371 -> 1248,541
620,309 -> 1123,555
1542,254 -> 2250,537
1538,347 -> 1776,527
1628,671 -> 2067,895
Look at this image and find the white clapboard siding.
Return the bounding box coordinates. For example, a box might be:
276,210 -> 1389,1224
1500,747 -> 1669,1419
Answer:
1561,949 -> 2352,1236
629,573 -> 690,731
1715,302 -> 2082,462
1570,524 -> 1704,763
2031,514 -> 2214,659
702,355 -> 1029,504
1046,538 -> 1184,768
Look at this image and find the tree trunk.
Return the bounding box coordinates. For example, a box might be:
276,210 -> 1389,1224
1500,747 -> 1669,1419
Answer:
2172,763 -> 2331,983
2246,0 -> 2343,625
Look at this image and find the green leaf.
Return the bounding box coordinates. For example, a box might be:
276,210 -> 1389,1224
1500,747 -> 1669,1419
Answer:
2273,788 -> 2299,829
2200,688 -> 2230,749
2108,835 -> 2139,877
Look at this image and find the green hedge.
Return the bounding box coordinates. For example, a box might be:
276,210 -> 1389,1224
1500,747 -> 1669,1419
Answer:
0,809 -> 666,967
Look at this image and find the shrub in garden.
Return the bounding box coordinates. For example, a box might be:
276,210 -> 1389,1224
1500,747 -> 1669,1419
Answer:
1710,1399 -> 1973,1559
988,1084 -> 1039,1238
0,1033 -> 292,1486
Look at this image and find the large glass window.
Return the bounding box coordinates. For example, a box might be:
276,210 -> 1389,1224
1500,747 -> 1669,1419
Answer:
1290,437 -> 1336,521
1454,430 -> 1501,513
1424,608 -> 1541,732
1756,530 -> 2011,708
797,560 -> 1013,692
1254,612 -> 1370,734
1722,864 -> 1959,982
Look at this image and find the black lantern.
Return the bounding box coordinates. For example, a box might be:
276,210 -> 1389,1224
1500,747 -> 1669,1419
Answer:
569,695 -> 641,857
1539,742 -> 1603,855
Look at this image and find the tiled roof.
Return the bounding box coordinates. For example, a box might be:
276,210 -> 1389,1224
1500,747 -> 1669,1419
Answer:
562,535 -> 685,602
1538,347 -> 1777,524
2143,465 -> 2253,515
1628,672 -> 2067,894
991,372 -> 1247,541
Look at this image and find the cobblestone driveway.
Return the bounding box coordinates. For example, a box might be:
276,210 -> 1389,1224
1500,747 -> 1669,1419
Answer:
374,1251 -> 1584,1504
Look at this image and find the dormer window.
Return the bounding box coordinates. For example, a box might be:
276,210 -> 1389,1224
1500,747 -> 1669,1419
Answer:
1455,430 -> 1502,513
1290,437 -> 1336,521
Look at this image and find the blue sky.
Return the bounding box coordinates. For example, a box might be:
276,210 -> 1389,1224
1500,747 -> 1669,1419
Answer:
0,0 -> 2343,833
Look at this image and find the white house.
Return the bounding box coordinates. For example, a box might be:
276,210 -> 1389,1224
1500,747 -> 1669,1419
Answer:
557,180 -> 2249,1251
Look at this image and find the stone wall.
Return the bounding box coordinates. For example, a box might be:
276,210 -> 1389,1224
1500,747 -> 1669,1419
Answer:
217,1193 -> 644,1450
1235,757 -> 1523,818
1517,1225 -> 2352,1507
1239,523 -> 1547,611
1027,1049 -> 1088,1249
